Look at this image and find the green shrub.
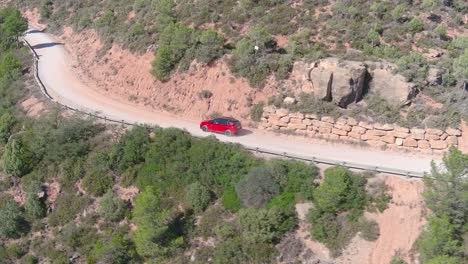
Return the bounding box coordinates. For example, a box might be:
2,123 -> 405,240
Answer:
0,112 -> 15,144
266,192 -> 295,209
250,102 -> 265,122
40,0 -> 53,19
48,193 -> 88,226
2,137 -> 34,177
238,206 -> 296,244
236,166 -> 279,208
111,126 -> 150,172
221,187 -> 242,212
89,232 -> 138,264
313,167 -> 367,214
82,170 -> 113,197
186,181 -> 211,213
358,218 -> 379,241
390,256 -> 407,264
195,30 -> 225,64
0,52 -> 22,81
0,199 -> 26,238
99,190 -> 126,222
407,18 -> 424,34
24,193 -> 46,220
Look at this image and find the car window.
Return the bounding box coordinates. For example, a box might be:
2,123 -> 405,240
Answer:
212,118 -> 222,124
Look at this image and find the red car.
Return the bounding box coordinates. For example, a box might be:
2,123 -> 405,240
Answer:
200,117 -> 242,136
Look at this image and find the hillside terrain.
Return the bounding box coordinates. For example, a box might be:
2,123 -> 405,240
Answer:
17,0 -> 468,130
0,2 -> 466,264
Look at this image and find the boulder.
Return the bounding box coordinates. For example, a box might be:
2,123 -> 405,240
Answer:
389,131 -> 410,139
425,134 -> 440,141
289,123 -> 307,130
348,132 -> 362,140
427,67 -> 444,86
302,119 -> 313,126
336,118 -> 348,126
367,61 -> 418,105
280,116 -> 290,123
367,140 -> 386,148
318,127 -> 332,134
304,58 -> 368,108
394,126 -> 410,133
334,124 -> 352,132
362,134 -> 382,141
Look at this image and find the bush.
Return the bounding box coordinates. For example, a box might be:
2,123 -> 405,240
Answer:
407,18 -> 424,34
236,166 -> 279,208
48,193 -> 88,226
221,187 -> 242,212
313,167 -> 367,214
358,218 -> 379,241
0,200 -> 26,238
238,206 -> 296,244
111,126 -> 150,172
0,52 -> 22,81
198,90 -> 213,99
2,138 -> 34,177
195,30 -> 225,64
24,193 -> 46,220
89,232 -> 138,264
0,112 -> 15,144
82,170 -> 113,197
390,256 -> 407,264
250,102 -> 265,122
99,190 -> 126,222
186,181 -> 211,213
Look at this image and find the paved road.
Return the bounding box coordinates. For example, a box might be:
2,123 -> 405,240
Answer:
23,28 -> 439,174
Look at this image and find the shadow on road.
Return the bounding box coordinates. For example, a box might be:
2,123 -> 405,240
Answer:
27,29 -> 45,34
31,42 -> 63,50
237,129 -> 253,137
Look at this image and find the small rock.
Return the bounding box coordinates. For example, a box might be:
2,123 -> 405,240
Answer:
425,134 -> 440,141
305,113 -> 318,119
374,123 -> 394,131
358,121 -> 374,130
427,67 -> 443,85
347,117 -> 358,126
276,108 -> 289,117
403,138 -> 418,148
426,128 -> 444,136
446,128 -> 462,136
382,135 -> 396,144
430,140 -> 448,150
366,129 -> 387,136
418,140 -> 431,149
283,97 -> 297,105
446,136 -> 458,146
351,126 -> 367,134
290,117 -> 304,124
396,138 -> 404,146
332,128 -> 348,136
367,140 -> 387,148
321,116 -> 335,123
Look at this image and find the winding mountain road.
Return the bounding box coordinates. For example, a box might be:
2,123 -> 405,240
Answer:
23,28 -> 438,175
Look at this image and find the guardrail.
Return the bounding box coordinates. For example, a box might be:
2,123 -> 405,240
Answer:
22,36 -> 427,179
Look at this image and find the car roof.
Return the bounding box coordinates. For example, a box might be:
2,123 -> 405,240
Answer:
215,117 -> 240,122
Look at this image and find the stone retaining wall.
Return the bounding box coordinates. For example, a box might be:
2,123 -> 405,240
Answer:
260,106 -> 462,153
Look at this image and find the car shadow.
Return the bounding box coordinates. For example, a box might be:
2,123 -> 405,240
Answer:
26,29 -> 46,34
31,42 -> 63,50
237,129 -> 253,137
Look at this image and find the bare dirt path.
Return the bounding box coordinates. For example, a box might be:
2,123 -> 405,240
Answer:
23,28 -> 439,174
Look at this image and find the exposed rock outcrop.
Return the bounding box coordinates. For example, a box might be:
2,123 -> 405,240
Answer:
286,58 -> 418,107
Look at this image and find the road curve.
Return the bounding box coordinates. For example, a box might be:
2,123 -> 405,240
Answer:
23,28 -> 438,174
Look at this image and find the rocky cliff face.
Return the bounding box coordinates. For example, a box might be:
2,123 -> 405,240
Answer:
285,58 -> 418,108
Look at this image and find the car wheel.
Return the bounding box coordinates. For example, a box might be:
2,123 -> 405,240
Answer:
202,125 -> 208,132
224,130 -> 232,136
